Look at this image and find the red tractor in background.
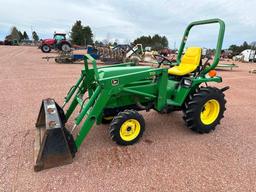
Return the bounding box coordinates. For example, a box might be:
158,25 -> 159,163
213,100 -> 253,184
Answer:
39,33 -> 72,53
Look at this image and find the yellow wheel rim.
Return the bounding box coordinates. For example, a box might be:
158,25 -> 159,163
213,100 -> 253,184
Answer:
200,99 -> 220,125
120,119 -> 141,141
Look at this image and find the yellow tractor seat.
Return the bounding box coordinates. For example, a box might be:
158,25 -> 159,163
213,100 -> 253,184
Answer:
168,47 -> 202,76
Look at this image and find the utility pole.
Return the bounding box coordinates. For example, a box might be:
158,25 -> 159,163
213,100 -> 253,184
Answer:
30,25 -> 33,40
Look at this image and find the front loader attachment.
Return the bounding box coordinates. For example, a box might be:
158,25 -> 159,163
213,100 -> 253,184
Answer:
33,54 -> 155,171
34,98 -> 77,172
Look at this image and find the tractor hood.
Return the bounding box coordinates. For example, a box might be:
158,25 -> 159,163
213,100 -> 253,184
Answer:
98,66 -> 152,79
42,38 -> 56,44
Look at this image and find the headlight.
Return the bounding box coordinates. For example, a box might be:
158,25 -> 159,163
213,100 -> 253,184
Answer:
183,79 -> 192,87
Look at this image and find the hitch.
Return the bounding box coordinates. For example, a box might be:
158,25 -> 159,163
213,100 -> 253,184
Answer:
220,86 -> 230,92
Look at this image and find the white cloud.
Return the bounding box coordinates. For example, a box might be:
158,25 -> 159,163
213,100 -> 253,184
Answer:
0,0 -> 256,48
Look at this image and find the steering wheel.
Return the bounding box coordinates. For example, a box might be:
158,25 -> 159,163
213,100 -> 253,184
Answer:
153,54 -> 175,68
196,53 -> 213,77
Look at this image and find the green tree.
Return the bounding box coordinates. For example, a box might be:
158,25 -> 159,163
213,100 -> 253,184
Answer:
32,31 -> 39,42
70,20 -> 93,46
5,34 -> 12,41
10,26 -> 20,41
133,34 -> 168,51
134,35 -> 152,47
152,34 -> 163,50
112,39 -> 120,46
242,41 -> 249,49
18,31 -> 24,40
23,31 -> 29,40
83,26 -> 93,45
161,36 -> 169,48
95,40 -> 103,46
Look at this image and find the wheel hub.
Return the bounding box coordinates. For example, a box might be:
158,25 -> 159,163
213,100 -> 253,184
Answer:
200,99 -> 220,125
120,119 -> 141,141
62,44 -> 70,52
43,46 -> 49,51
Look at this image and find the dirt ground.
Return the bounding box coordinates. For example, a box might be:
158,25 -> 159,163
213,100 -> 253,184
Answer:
0,46 -> 255,192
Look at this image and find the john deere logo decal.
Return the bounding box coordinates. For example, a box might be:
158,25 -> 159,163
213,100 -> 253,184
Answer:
111,79 -> 119,86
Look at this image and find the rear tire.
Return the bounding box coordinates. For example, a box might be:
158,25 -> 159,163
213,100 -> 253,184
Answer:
109,110 -> 145,145
61,43 -> 71,52
183,87 -> 226,133
41,45 -> 51,53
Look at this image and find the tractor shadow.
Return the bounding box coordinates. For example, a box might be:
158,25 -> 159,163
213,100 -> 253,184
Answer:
71,110 -> 202,170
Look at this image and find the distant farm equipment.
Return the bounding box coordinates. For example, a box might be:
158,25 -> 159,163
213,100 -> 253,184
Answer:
42,51 -> 83,64
233,49 -> 256,62
217,63 -> 238,70
42,47 -> 100,64
39,33 -> 72,53
249,69 -> 256,74
2,39 -> 19,46
97,44 -> 143,64
41,43 -> 161,65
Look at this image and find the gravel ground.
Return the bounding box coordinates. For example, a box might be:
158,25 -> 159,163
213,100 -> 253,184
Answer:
0,46 -> 255,192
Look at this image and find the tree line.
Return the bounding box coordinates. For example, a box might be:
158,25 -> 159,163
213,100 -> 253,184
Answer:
133,35 -> 168,51
5,21 -> 256,55
5,21 -> 169,50
5,26 -> 39,42
70,21 -> 169,50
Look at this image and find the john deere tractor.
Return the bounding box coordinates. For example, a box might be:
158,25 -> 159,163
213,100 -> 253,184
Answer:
34,19 -> 229,171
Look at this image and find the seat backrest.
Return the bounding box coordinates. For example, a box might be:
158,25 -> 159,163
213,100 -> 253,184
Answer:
179,47 -> 202,70
168,47 -> 202,76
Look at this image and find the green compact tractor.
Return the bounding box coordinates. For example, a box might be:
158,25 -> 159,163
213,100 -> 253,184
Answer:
34,18 -> 229,171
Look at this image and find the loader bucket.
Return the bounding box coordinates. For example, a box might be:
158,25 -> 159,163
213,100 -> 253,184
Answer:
34,98 -> 77,172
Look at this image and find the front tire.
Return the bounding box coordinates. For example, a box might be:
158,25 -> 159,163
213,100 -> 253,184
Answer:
109,110 -> 145,145
41,45 -> 51,53
183,87 -> 226,133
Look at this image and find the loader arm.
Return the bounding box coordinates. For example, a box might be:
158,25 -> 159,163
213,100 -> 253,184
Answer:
71,55 -> 168,149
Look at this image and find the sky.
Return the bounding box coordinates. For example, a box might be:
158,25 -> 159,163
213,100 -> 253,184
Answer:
0,0 -> 256,48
